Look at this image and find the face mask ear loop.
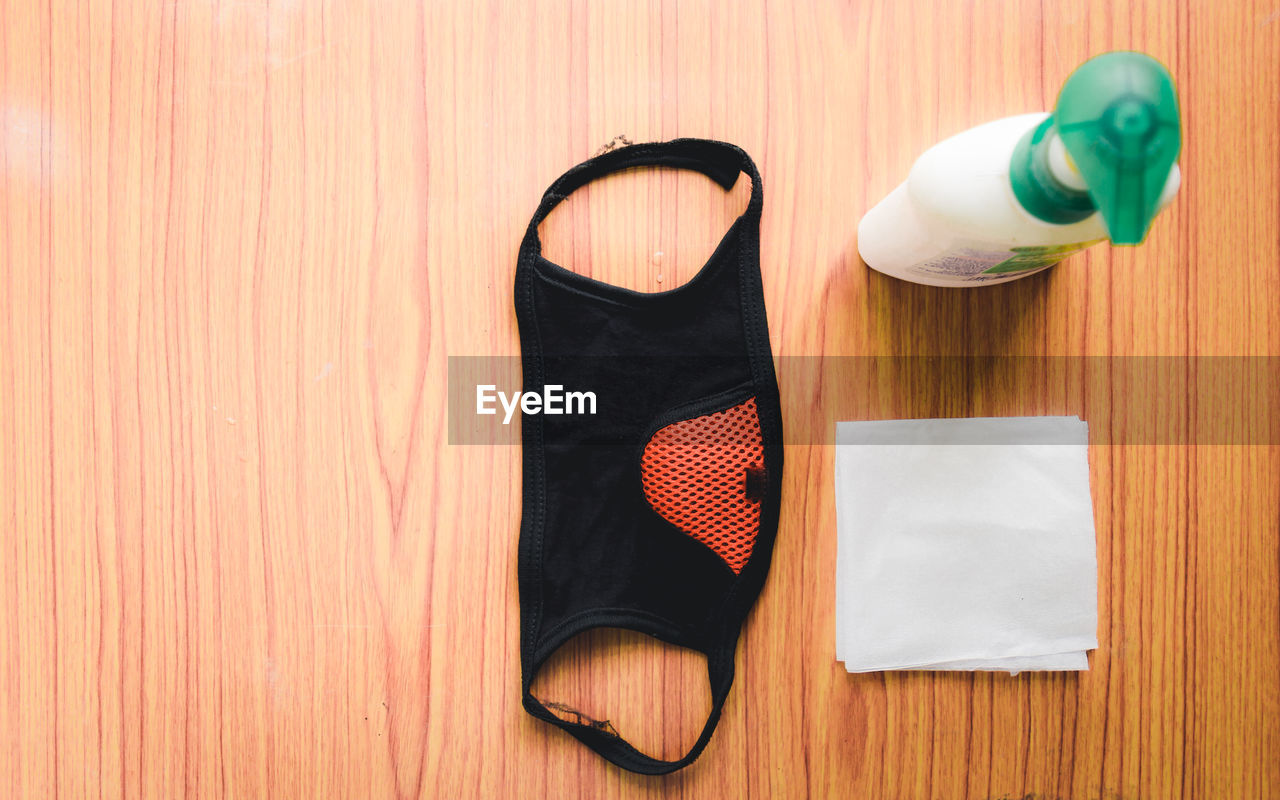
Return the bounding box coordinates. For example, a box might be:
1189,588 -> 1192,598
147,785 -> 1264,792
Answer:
520,637 -> 738,776
518,139 -> 760,268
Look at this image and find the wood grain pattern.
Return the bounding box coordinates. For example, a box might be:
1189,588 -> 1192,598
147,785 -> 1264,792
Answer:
2,0 -> 1278,797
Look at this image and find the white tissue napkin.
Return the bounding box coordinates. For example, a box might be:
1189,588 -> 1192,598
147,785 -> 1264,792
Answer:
834,416 -> 1098,673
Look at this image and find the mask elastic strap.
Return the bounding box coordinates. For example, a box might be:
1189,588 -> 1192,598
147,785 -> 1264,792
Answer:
521,635 -> 738,775
519,138 -> 762,260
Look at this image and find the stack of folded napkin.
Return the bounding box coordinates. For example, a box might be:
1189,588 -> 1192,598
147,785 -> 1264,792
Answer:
834,416 -> 1098,673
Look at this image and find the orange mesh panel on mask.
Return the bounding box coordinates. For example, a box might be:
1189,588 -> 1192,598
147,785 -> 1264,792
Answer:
640,396 -> 764,574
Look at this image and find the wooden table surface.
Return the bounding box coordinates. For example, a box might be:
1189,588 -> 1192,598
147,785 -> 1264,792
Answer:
3,1 -> 1278,797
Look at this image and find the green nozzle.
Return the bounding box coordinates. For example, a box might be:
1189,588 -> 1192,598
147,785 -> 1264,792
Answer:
1011,51 -> 1182,244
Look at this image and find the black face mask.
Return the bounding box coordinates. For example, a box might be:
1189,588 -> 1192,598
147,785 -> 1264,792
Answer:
514,138 -> 784,775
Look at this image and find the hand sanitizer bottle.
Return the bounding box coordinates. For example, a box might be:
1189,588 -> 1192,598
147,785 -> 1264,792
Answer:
857,51 -> 1182,287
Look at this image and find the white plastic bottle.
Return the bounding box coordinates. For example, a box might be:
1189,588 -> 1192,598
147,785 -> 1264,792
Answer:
858,52 -> 1183,287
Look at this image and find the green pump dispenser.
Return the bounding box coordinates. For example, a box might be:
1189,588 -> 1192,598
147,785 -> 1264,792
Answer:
1010,51 -> 1182,244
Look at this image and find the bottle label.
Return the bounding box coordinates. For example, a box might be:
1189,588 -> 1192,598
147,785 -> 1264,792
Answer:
907,239 -> 1104,282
